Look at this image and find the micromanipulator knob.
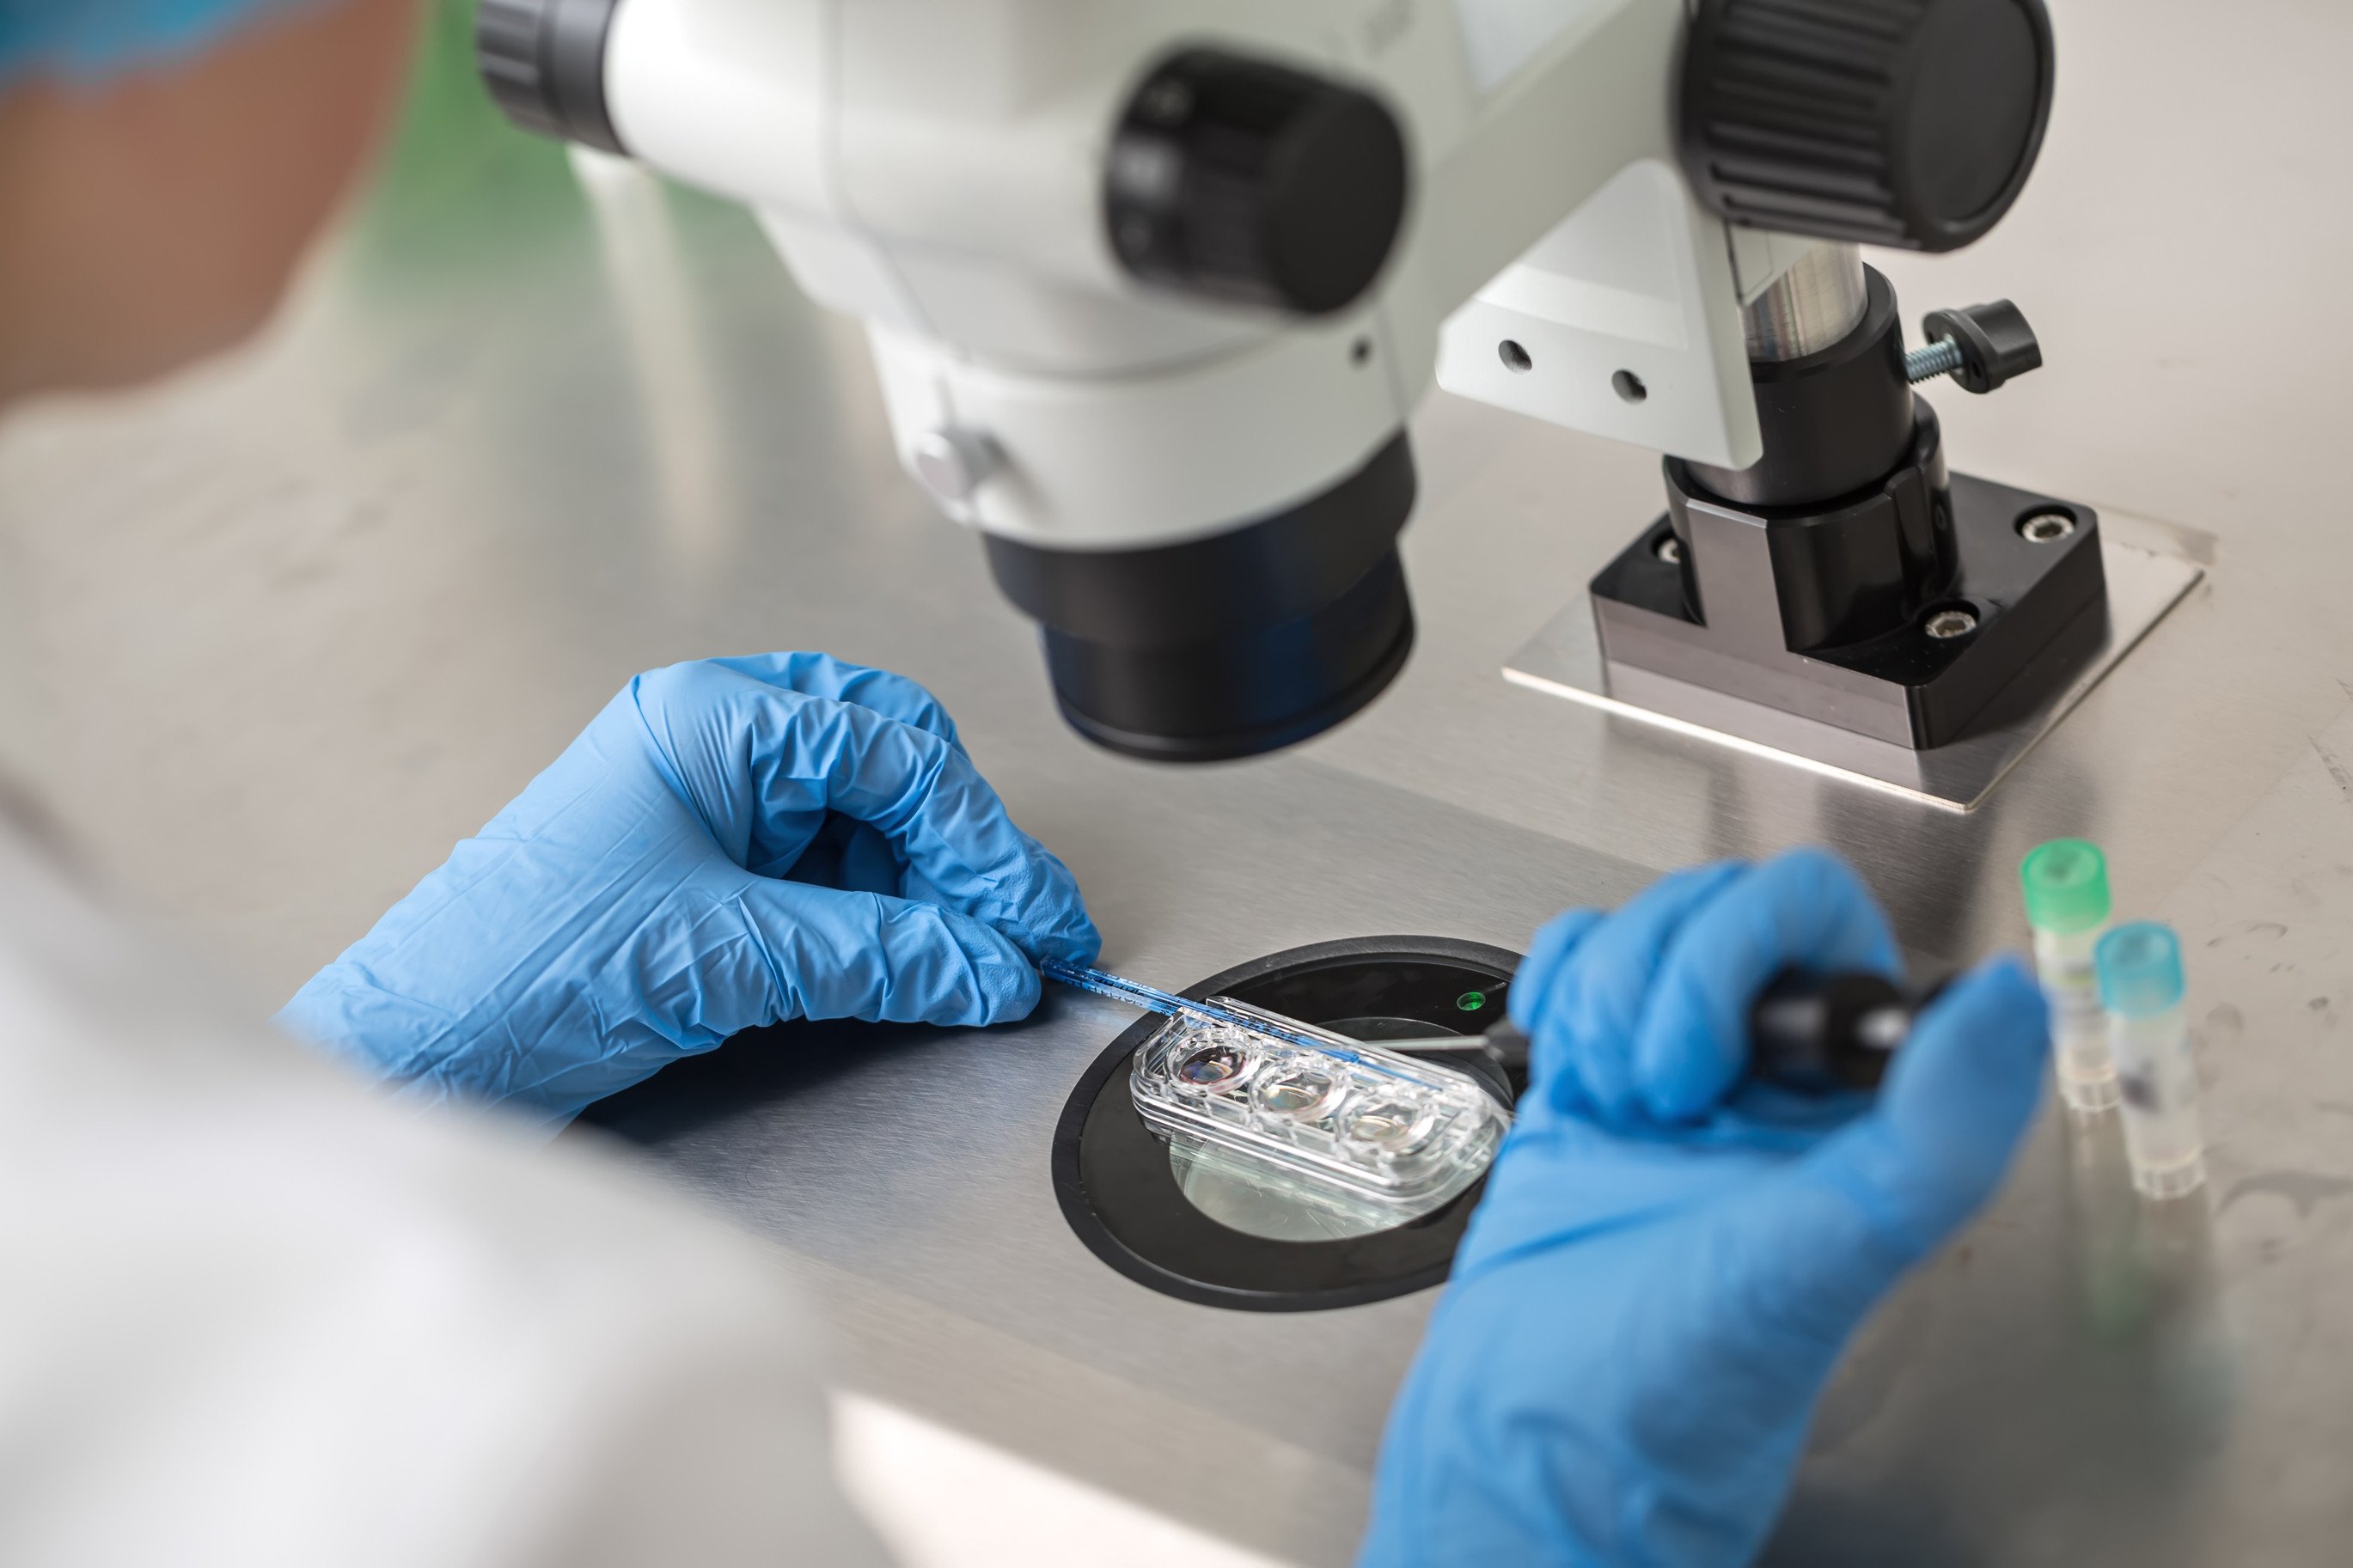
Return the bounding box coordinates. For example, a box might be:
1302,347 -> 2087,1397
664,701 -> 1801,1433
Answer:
1397,969 -> 1946,1095
1105,49 -> 1410,318
1679,0 -> 2057,253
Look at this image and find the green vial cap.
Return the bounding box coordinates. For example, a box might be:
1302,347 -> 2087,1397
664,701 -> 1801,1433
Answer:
2097,921 -> 2185,1017
2020,839 -> 2111,934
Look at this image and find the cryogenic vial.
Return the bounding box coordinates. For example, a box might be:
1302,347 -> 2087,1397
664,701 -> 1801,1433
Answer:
2096,921 -> 2205,1199
2020,839 -> 2118,1113
1130,998 -> 1508,1236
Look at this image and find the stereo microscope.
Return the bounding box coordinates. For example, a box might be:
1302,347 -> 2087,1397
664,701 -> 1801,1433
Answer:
477,0 -> 2079,767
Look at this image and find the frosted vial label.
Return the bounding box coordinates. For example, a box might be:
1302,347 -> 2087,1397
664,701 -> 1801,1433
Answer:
2107,1008 -> 2205,1197
2036,926 -> 2118,1112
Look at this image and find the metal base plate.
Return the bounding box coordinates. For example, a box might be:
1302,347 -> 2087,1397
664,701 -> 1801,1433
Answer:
1505,528 -> 2203,812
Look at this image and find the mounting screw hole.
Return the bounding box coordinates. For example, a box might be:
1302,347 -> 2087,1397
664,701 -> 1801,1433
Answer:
1653,534 -> 1683,565
1924,607 -> 1979,640
1498,339 -> 1533,374
1351,337 -> 1373,366
1612,369 -> 1648,404
2019,509 -> 2075,543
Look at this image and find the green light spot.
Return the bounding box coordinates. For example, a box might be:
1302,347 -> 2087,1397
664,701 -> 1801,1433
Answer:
1456,990 -> 1487,1012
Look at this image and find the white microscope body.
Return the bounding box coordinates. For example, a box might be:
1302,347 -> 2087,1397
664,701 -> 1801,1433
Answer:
480,0 -> 2055,759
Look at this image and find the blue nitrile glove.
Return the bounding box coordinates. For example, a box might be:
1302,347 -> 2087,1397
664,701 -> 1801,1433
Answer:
1360,850 -> 2050,1567
278,653 -> 1100,1130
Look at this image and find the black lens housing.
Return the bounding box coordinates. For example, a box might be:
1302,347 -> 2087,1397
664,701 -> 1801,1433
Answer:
985,433 -> 1417,762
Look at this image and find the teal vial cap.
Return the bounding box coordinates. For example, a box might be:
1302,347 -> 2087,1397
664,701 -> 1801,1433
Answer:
2096,922 -> 2185,1017
2020,839 -> 2111,934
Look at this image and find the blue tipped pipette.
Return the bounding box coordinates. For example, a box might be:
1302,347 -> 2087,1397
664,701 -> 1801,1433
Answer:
1039,958 -> 1393,1071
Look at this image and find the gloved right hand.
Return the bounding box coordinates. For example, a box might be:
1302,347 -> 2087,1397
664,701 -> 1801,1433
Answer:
278,652 -> 1098,1131
1360,850 -> 2050,1566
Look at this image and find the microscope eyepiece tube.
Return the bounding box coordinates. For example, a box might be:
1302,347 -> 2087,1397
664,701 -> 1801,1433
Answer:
982,432 -> 1417,762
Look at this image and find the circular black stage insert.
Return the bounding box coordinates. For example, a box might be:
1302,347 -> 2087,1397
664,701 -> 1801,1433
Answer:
1050,936 -> 1523,1312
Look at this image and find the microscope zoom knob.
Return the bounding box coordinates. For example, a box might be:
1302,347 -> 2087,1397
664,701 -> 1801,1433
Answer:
1106,50 -> 1409,318
1680,0 -> 2055,253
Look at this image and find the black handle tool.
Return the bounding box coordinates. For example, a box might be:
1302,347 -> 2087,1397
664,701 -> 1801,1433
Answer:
1397,969 -> 1947,1095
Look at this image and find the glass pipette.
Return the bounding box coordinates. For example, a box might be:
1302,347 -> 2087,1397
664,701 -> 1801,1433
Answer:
1040,959 -> 1412,1077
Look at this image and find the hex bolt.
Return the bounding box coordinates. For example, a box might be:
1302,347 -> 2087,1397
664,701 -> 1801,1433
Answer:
1925,607 -> 1979,640
1654,534 -> 1684,565
2019,510 -> 2076,543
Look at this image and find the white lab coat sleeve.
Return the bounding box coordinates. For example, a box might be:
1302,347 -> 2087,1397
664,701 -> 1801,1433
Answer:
0,823 -> 893,1568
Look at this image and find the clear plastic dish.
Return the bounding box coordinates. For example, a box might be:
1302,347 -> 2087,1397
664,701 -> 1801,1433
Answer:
1130,998 -> 1509,1228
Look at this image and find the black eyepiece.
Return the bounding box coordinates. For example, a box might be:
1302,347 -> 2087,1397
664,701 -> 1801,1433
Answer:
476,0 -> 627,155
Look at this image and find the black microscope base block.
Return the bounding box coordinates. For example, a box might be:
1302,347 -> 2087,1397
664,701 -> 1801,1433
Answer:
1590,473 -> 2109,749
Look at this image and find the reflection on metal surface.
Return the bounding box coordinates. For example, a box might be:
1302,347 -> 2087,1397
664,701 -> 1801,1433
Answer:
834,1390 -> 1293,1568
1742,243 -> 1868,362
2061,1107 -> 2220,1340
571,148 -> 735,570
1503,531 -> 2203,812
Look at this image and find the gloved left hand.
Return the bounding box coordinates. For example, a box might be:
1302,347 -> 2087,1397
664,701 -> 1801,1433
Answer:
278,652 -> 1100,1129
1360,850 -> 2050,1566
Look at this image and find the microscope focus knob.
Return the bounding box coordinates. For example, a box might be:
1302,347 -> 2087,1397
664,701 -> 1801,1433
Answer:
1106,50 -> 1409,317
1680,0 -> 2056,253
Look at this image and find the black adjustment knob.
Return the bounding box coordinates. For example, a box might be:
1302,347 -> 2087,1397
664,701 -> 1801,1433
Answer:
1680,0 -> 2055,253
1918,299 -> 2041,393
1749,972 -> 1922,1093
476,0 -> 626,155
1106,50 -> 1409,317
